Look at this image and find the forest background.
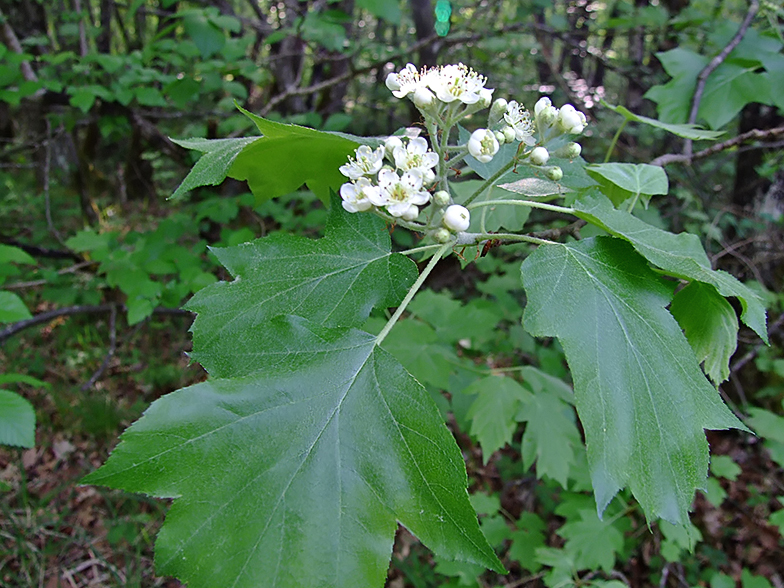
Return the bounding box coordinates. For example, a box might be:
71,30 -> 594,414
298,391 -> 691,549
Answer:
1,0 -> 784,587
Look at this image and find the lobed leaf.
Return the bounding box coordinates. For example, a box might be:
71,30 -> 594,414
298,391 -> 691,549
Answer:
84,317 -> 503,588
187,198 -> 417,377
171,137 -> 258,200
573,193 -> 767,342
601,101 -> 724,140
520,237 -> 747,525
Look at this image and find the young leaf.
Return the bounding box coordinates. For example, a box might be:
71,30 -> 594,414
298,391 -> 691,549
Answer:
573,193 -> 767,342
171,137 -> 258,200
508,513 -> 546,573
84,317 -> 504,588
601,102 -> 724,140
187,199 -> 417,377
465,375 -> 532,463
556,509 -> 627,572
515,373 -> 581,488
670,282 -> 738,384
0,291 -> 33,323
0,390 -> 35,447
520,237 -> 747,525
585,163 -> 668,207
232,107 -> 359,204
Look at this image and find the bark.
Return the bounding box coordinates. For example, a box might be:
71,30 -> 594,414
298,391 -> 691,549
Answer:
97,0 -> 113,53
409,0 -> 438,66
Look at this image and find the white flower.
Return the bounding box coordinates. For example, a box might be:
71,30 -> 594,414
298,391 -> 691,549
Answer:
385,63 -> 423,99
393,137 -> 439,175
425,63 -> 491,105
443,205 -> 471,232
503,101 -> 536,145
339,145 -> 385,180
467,129 -> 500,163
558,104 -> 587,134
340,177 -> 378,213
372,169 -> 431,218
529,146 -> 550,166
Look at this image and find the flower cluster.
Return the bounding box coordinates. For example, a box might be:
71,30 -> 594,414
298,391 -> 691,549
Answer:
385,63 -> 494,108
339,134 -> 438,220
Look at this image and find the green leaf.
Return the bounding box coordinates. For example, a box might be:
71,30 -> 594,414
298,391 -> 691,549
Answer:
658,520 -> 702,561
230,107 -> 359,204
573,193 -> 768,343
0,291 -> 33,323
601,102 -> 724,140
670,282 -> 738,385
710,455 -> 741,480
187,199 -> 417,377
508,513 -> 546,573
585,163 -> 668,206
465,376 -> 532,463
768,505 -> 784,536
520,237 -> 747,525
182,12 -> 225,58
170,137 -> 259,200
357,0 -> 402,23
451,180 -> 531,232
741,569 -> 774,588
84,317 -> 503,588
746,407 -> 784,443
516,367 -> 581,488
0,244 -> 36,265
644,48 -> 708,124
0,373 -> 50,388
0,390 -> 35,447
556,509 -> 626,572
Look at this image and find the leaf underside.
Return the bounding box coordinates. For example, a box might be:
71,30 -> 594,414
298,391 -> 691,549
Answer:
520,237 -> 745,524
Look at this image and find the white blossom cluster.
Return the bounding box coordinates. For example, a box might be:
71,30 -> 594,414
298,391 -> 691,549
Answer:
385,62 -> 494,108
339,133 -> 438,220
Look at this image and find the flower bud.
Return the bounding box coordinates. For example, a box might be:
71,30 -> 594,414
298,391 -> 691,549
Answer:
502,126 -> 516,144
479,88 -> 494,108
384,136 -> 403,156
558,104 -> 585,134
402,206 -> 419,221
443,204 -> 471,232
422,168 -> 436,183
491,98 -> 508,116
545,166 -> 563,182
433,190 -> 451,207
494,130 -> 506,145
534,97 -> 552,117
538,106 -> 557,128
554,142 -> 581,159
433,228 -> 453,243
529,146 -> 550,166
413,86 -> 435,108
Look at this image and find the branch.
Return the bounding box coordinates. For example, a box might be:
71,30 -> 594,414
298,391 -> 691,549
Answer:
0,304 -> 193,345
0,8 -> 39,84
528,219 -> 586,241
0,238 -> 82,261
80,303 -> 117,391
684,0 -> 759,157
651,125 -> 784,167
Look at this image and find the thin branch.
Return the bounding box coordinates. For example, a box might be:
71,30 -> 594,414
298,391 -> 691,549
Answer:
43,119 -> 66,247
651,125 -> 784,167
4,260 -> 93,289
80,303 -> 117,391
529,219 -> 586,241
0,304 -> 193,345
73,0 -> 90,57
684,0 -> 759,157
0,8 -> 39,83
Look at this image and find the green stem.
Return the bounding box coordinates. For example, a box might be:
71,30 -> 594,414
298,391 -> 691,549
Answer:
626,192 -> 640,212
461,158 -> 516,207
604,119 -> 628,163
372,209 -> 427,232
398,243 -> 445,256
468,199 -> 574,215
375,243 -> 450,346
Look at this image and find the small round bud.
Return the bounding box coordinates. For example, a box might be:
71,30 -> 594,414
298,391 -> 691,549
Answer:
491,98 -> 508,116
433,190 -> 451,207
561,142 -> 581,159
384,136 -> 403,156
422,168 -> 436,184
534,97 -> 552,117
443,204 -> 471,232
413,86 -> 435,108
467,128 -> 500,163
545,166 -> 563,181
502,126 -> 516,143
494,130 -> 506,145
402,206 -> 419,221
479,88 -> 494,108
433,228 -> 452,243
529,146 -> 550,166
538,106 -> 557,128
558,104 -> 585,134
